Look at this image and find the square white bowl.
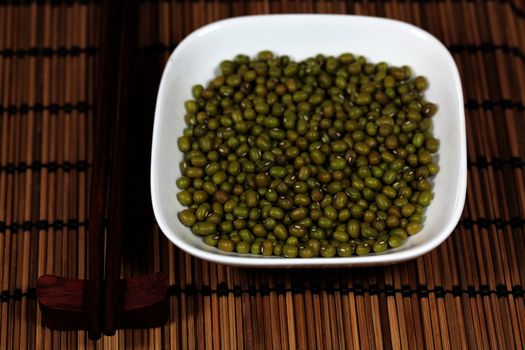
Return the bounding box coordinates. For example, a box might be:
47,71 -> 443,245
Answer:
151,14 -> 466,267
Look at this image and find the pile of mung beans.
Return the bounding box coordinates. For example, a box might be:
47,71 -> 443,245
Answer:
176,51 -> 439,258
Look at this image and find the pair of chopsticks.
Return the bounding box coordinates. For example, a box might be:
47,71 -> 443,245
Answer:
37,0 -> 167,339
88,0 -> 137,339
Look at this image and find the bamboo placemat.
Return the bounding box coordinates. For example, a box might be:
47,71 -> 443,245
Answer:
1,0 -> 525,349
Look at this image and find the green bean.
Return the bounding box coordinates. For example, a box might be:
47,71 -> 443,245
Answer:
299,246 -> 314,258
307,239 -> 321,255
195,204 -> 211,221
350,205 -> 364,219
217,238 -> 235,252
186,167 -> 204,178
318,217 -> 333,229
361,226 -> 378,239
373,240 -> 388,253
250,241 -> 262,255
426,138 -> 439,153
244,190 -> 259,208
269,207 -> 285,220
311,150 -> 326,165
320,244 -> 336,257
262,240 -> 274,256
388,234 -> 405,248
176,176 -> 191,189
338,209 -> 351,222
414,76 -> 428,91
252,223 -> 267,238
177,191 -> 193,206
355,242 -> 371,256
354,142 -> 370,155
178,136 -> 192,152
330,157 -> 347,170
401,203 -> 415,217
364,177 -> 381,190
406,221 -> 421,235
417,191 -> 433,207
239,229 -> 254,243
192,222 -> 217,236
283,244 -> 299,258
331,140 -> 349,153
333,192 -> 348,210
337,243 -> 354,257
333,230 -> 350,242
290,207 -> 308,221
356,93 -> 372,106
235,241 -> 251,254
203,234 -> 219,247
286,236 -> 299,246
324,206 -> 338,220
375,194 -> 391,211
269,166 -> 287,178
428,163 -> 440,175
346,220 -> 360,238
423,103 -> 438,117
193,190 -> 208,204
273,243 -> 283,256
178,209 -> 196,227
272,224 -> 288,240
233,206 -> 249,219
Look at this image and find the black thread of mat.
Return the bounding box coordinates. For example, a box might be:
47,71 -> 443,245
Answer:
0,102 -> 92,115
2,283 -> 523,302
449,43 -> 525,62
134,0 -> 525,19
0,157 -> 522,174
0,215 -> 523,235
165,283 -> 525,299
0,160 -> 89,173
467,156 -> 525,169
2,42 -> 521,67
0,100 -> 523,116
0,0 -> 523,19
465,99 -> 525,111
0,42 -> 522,67
459,217 -> 525,229
0,220 -> 87,233
0,46 -> 98,57
0,0 -> 99,5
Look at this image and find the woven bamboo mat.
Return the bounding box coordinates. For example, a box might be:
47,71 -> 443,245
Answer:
1,0 -> 525,349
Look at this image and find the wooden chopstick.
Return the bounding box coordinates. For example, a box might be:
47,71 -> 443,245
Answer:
103,0 -> 139,336
87,0 -> 127,340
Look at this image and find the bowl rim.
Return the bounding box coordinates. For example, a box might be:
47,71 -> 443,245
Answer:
150,13 -> 467,267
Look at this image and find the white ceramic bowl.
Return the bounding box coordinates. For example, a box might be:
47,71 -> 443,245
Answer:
151,14 -> 466,267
